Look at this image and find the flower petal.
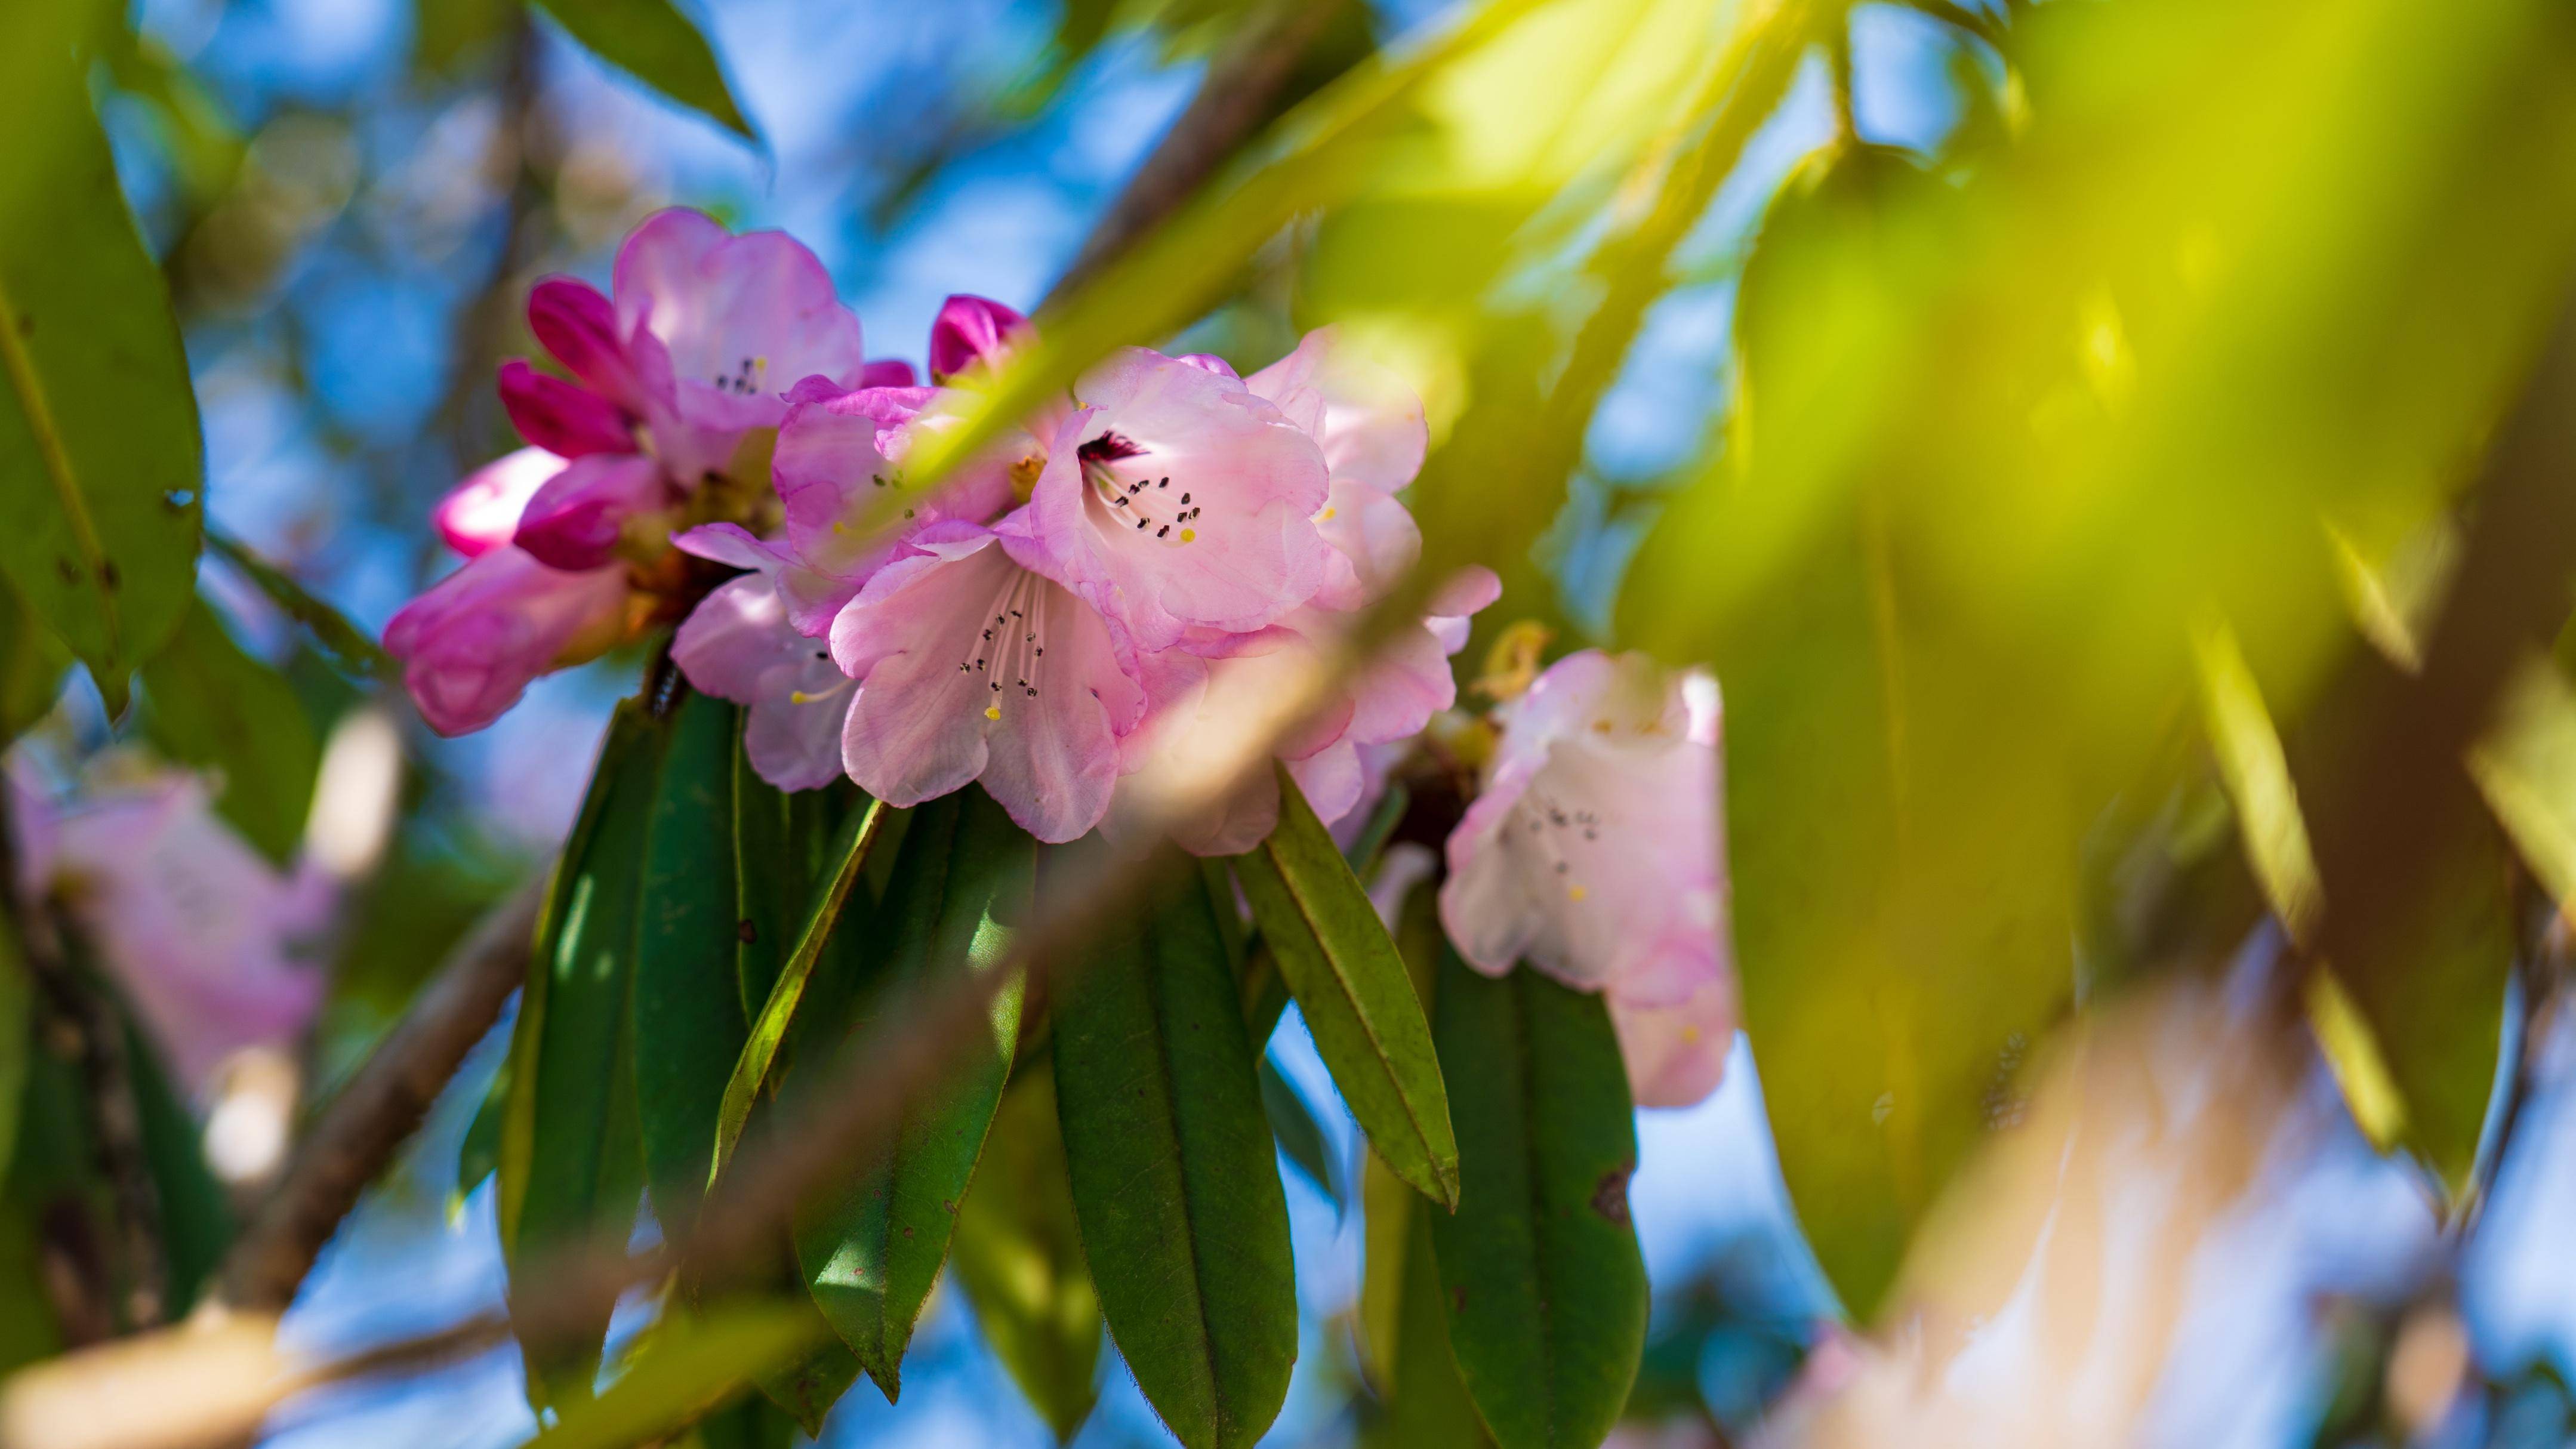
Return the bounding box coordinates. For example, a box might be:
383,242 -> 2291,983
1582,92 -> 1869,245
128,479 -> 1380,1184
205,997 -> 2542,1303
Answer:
927,294 -> 1030,381
497,360 -> 632,458
1609,974 -> 1736,1109
511,452 -> 669,572
674,575 -> 849,792
384,547 -> 628,735
1245,326 -> 1428,492
527,277 -> 643,414
615,208 -> 867,434
434,447 -> 563,559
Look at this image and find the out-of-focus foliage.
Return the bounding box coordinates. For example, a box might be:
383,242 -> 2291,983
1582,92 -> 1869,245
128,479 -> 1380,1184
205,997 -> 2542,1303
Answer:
136,599 -> 321,865
529,0 -> 757,140
0,0 -> 205,708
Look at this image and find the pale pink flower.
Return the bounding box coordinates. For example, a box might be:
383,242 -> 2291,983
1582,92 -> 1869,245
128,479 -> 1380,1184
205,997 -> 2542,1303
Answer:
1006,347 -> 1332,650
1439,650 -> 1736,1108
828,520 -> 1147,842
668,526 -> 852,793
12,773 -> 331,1094
1245,328 -> 1429,612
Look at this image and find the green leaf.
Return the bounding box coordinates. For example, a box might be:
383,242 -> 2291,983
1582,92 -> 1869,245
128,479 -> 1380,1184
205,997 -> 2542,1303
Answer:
634,690 -> 745,1239
0,4 -> 205,698
502,700 -> 665,1408
116,991 -> 232,1314
457,1053 -> 508,1201
0,577 -> 67,744
0,922 -> 27,1204
710,796 -> 890,1186
1360,1191 -> 1493,1449
137,597 -> 321,867
529,0 -> 757,141
205,531 -> 398,685
1052,852 -> 1296,1449
731,748 -> 852,1026
949,1063 -> 1101,1444
522,1302 -> 825,1449
1256,1055 -> 1341,1210
1232,765 -> 1458,1208
1428,952 -> 1645,1449
792,788 -> 1032,1397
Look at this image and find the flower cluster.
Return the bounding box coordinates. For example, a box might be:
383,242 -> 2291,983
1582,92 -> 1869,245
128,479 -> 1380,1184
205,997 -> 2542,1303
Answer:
388,209 -> 1492,850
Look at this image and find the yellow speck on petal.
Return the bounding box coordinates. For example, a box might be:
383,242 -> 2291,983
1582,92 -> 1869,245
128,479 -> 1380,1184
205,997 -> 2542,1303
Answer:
831,521 -> 848,535
984,704 -> 1001,721
1567,884 -> 1588,902
1319,506 -> 1336,521
1180,528 -> 1195,542
1681,1025 -> 1702,1044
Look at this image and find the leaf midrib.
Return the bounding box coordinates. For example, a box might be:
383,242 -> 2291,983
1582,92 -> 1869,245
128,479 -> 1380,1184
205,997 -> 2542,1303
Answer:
1146,901 -> 1233,1444
0,264 -> 116,658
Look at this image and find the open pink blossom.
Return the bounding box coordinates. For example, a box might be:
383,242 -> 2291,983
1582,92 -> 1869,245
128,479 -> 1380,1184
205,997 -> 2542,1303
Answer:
670,526 -> 853,792
1246,328 -> 1430,611
827,520 -> 1145,842
1007,347 -> 1332,650
13,773 -> 331,1093
1152,567 -> 1499,856
1438,650 -> 1736,1107
384,544 -> 629,736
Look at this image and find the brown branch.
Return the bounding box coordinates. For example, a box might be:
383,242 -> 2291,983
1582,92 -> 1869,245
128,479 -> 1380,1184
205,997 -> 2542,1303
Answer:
1044,0 -> 1347,306
211,881 -> 543,1314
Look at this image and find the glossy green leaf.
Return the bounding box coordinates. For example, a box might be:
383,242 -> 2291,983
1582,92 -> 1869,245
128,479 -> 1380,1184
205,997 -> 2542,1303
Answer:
522,1302 -> 825,1449
731,746 -> 848,1023
1233,765 -> 1457,1208
1429,952 -> 1644,1449
793,788 -> 1032,1397
710,796 -> 889,1186
950,1063 -> 1101,1444
530,0 -> 757,141
2473,658 -> 2576,910
0,3 -> 204,699
205,531 -> 396,685
116,991 -> 232,1314
456,1053 -> 508,1201
138,597 -> 321,866
634,690 -> 745,1238
0,923 -> 26,1204
1053,853 -> 1296,1449
0,578 -> 67,744
502,700 -> 664,1408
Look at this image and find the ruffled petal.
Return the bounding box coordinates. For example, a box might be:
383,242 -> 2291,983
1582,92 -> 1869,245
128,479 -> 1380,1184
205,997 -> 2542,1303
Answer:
497,360 -> 632,458
1244,326 -> 1428,492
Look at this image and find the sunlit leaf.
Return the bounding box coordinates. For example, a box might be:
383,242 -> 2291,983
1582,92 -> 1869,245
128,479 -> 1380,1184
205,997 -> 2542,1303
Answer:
2472,658 -> 2576,911
710,797 -> 889,1184
501,700 -> 664,1408
520,1302 -> 824,1449
1233,765 -> 1458,1208
1428,951 -> 1644,1449
0,3 -> 204,704
948,1064 -> 1102,1444
1052,852 -> 1296,1449
530,0 -> 757,141
793,788 -> 1031,1398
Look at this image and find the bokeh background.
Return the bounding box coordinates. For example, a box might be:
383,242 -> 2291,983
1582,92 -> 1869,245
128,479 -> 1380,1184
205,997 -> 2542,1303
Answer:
23,0 -> 2576,1444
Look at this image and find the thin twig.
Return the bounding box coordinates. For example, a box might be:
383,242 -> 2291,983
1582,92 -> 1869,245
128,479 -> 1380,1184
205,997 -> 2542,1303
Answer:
211,881 -> 544,1314
1044,0 -> 1346,304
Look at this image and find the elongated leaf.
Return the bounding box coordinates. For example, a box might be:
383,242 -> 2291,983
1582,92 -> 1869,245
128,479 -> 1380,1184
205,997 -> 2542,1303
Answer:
1429,952 -> 1645,1449
793,788 -> 1033,1397
1361,1193 -> 1493,1449
1234,765 -> 1458,1207
138,598 -> 321,866
504,701 -> 665,1408
523,1302 -> 824,1449
634,690 -> 744,1238
1258,1055 -> 1340,1208
688,1393 -> 799,1449
950,1063 -> 1101,1444
1358,859 -> 1451,1397
731,747 -> 846,1022
205,531 -> 396,684
531,0 -> 756,141
0,4 -> 204,700
710,797 -> 889,1184
1053,854 -> 1296,1449
0,905 -> 27,1186
0,579 -> 67,744
116,992 -> 231,1313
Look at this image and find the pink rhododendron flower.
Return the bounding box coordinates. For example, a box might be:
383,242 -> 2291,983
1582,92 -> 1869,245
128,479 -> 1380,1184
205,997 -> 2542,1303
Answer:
12,772 -> 331,1093
927,294 -> 1031,381
669,526 -> 852,793
435,446 -> 562,557
1246,328 -> 1429,611
1008,347 -> 1332,650
828,521 -> 1145,842
1438,650 -> 1736,1107
384,542 -> 629,736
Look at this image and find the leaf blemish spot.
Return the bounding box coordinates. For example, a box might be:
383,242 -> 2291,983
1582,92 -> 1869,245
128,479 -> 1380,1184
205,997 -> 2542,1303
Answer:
1590,1167 -> 1632,1226
737,918 -> 757,944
